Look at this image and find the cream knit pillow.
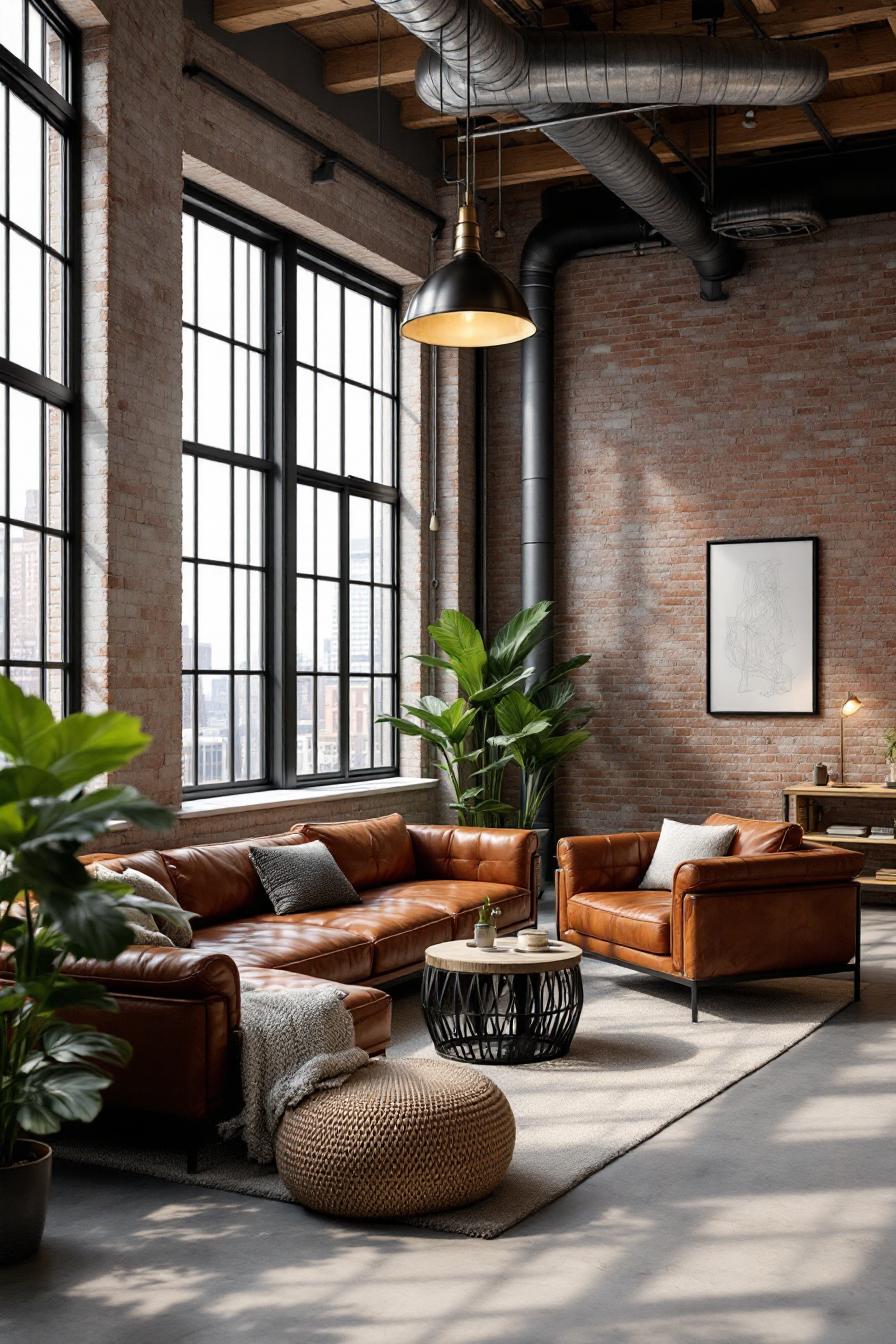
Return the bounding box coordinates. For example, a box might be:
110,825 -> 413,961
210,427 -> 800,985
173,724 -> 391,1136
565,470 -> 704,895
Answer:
639,819 -> 738,891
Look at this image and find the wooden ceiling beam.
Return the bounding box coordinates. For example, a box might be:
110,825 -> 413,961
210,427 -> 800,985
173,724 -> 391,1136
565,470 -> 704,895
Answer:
461,90 -> 896,186
323,15 -> 896,97
214,0 -> 365,30
601,0 -> 896,37
323,34 -> 423,93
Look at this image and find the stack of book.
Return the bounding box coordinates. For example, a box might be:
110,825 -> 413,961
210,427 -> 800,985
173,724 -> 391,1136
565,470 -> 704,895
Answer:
870,826 -> 896,839
826,824 -> 869,837
874,868 -> 896,882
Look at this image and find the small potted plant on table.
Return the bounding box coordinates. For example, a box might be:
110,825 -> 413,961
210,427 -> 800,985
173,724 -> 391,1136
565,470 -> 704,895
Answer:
473,895 -> 501,949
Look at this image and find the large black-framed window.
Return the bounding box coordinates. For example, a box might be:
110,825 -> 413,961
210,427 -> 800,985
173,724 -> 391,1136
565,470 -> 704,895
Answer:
182,187 -> 399,795
0,0 -> 78,715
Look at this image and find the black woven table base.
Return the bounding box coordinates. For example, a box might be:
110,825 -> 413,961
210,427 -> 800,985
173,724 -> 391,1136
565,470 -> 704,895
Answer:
421,963 -> 584,1065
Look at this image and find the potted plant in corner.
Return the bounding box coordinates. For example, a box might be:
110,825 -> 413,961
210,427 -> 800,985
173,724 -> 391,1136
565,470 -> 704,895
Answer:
884,728 -> 896,787
473,895 -> 501,949
0,677 -> 182,1265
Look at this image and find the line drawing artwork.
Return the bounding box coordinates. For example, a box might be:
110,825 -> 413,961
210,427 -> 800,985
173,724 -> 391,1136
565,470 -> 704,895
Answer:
724,559 -> 794,697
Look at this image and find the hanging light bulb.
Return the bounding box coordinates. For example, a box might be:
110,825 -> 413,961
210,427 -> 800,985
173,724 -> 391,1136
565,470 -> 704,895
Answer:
400,0 -> 535,349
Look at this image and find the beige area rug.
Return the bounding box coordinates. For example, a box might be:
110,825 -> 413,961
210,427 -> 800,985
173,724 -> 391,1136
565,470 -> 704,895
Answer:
55,959 -> 853,1238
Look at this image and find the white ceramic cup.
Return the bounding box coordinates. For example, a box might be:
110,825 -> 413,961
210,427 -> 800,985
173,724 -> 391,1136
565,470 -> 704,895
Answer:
517,928 -> 549,950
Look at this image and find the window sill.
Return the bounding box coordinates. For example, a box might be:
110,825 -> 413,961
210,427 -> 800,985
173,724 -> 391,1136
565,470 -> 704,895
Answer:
176,776 -> 439,822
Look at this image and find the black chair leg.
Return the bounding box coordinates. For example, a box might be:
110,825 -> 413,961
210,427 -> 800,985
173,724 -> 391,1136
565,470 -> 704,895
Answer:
690,983 -> 699,1023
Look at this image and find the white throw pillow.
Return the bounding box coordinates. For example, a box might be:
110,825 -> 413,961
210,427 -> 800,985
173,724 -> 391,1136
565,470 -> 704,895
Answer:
639,818 -> 738,891
90,861 -> 175,947
122,867 -> 193,947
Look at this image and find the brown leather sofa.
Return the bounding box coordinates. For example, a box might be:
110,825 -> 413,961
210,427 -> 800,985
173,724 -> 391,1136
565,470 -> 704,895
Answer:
62,814 -> 538,1138
556,813 -> 863,1020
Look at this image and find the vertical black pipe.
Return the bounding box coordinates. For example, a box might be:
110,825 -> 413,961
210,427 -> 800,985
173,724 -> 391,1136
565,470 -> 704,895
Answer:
474,347 -> 488,636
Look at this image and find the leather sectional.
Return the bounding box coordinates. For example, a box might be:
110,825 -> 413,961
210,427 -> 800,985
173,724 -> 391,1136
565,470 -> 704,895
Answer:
68,814 -> 539,1127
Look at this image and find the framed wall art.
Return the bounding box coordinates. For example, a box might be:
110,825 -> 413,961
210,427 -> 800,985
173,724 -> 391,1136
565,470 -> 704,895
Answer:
706,536 -> 818,716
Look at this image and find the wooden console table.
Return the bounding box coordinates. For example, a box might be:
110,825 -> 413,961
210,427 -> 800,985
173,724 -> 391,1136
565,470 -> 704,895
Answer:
784,783 -> 896,898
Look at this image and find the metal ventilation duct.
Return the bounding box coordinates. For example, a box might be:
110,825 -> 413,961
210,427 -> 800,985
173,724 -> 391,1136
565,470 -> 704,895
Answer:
712,197 -> 827,239
371,0 -> 828,291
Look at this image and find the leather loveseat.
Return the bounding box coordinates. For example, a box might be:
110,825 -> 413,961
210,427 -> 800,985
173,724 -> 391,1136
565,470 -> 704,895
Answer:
556,813 -> 863,1020
66,814 -> 538,1137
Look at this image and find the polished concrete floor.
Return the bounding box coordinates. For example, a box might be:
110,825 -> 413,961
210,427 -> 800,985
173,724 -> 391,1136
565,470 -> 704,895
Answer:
3,908 -> 895,1344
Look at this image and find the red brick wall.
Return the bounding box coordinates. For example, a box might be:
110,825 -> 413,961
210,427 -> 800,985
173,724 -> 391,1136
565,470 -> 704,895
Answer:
480,199 -> 896,838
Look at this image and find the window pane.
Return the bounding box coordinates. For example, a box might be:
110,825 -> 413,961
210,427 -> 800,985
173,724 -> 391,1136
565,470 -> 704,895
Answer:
196,457 -> 231,562
233,237 -> 248,343
0,5 -> 24,59
316,276 -> 341,374
9,389 -> 41,523
350,584 -> 370,673
249,245 -> 264,348
182,330 -> 195,440
372,302 -> 393,393
198,674 -> 230,785
344,290 -> 371,384
44,534 -> 63,662
45,405 -> 63,530
372,393 -> 393,485
197,334 -> 231,450
9,94 -> 42,239
296,675 -> 314,776
9,232 -> 42,373
182,456 -> 195,556
296,366 -> 314,468
233,567 -> 248,670
249,674 -> 264,778
317,675 -> 339,773
296,265 -> 314,365
46,124 -> 65,254
233,467 -> 248,564
45,252 -> 64,384
182,215 -> 195,323
197,563 -> 231,668
9,526 -> 40,659
234,674 -> 249,781
316,373 -> 341,474
296,577 -> 314,670
349,496 -> 370,580
249,569 -> 264,668
316,580 -> 339,672
197,221 -> 231,337
349,678 -> 371,770
345,384 -> 371,479
372,500 -> 391,584
296,484 -> 313,573
316,489 -> 339,577
374,678 -> 394,768
373,586 -> 392,673
182,563 -> 195,668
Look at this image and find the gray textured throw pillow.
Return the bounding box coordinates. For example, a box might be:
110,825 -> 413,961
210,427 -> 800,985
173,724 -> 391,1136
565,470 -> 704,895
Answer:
122,867 -> 193,947
639,818 -> 738,890
90,862 -> 175,948
251,841 -> 361,915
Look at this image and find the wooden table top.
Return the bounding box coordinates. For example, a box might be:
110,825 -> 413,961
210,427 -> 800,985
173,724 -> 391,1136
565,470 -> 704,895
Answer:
424,938 -> 582,975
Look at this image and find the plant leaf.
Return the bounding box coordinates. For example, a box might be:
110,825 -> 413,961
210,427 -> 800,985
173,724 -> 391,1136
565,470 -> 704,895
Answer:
487,602 -> 552,676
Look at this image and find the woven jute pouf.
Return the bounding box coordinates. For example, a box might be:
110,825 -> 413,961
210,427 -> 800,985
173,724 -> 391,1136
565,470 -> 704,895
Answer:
274,1059 -> 515,1218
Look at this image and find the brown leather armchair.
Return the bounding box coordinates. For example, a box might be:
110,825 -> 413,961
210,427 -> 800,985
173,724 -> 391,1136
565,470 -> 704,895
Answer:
556,814 -> 863,1020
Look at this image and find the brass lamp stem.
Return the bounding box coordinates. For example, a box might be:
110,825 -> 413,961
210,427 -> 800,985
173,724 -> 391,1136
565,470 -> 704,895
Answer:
453,197 -> 481,256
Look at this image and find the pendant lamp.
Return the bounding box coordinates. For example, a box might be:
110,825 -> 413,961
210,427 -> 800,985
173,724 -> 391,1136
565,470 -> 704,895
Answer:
400,0 -> 535,349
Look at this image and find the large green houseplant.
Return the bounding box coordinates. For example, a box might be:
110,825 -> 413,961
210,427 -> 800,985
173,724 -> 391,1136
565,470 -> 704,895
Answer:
0,677 -> 181,1264
380,602 -> 591,829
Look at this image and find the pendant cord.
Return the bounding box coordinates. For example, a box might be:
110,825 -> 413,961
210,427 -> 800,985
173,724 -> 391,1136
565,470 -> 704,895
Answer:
465,0 -> 471,203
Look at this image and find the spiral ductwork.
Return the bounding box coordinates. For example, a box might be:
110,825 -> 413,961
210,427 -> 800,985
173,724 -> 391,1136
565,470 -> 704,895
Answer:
415,34 -> 827,111
372,0 -> 829,286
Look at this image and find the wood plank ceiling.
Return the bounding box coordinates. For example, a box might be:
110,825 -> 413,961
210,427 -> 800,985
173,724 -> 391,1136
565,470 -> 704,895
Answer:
214,0 -> 896,187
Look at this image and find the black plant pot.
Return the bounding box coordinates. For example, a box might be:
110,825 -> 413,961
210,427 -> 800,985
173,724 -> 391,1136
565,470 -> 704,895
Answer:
0,1140 -> 52,1264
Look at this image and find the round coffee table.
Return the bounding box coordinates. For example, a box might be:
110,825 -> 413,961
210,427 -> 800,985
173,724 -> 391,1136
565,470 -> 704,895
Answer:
421,938 -> 583,1065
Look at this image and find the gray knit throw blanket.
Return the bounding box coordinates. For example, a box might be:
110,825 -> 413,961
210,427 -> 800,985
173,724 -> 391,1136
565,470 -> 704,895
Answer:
219,984 -> 369,1164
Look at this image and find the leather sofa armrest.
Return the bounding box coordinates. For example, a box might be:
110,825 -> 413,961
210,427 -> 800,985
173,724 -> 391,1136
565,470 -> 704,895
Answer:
62,948 -> 242,1029
673,845 -> 864,901
407,824 -> 538,894
556,832 -> 660,898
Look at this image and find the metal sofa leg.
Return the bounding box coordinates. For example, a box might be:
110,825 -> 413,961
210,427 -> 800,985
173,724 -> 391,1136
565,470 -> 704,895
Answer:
854,888 -> 862,1003
690,983 -> 699,1023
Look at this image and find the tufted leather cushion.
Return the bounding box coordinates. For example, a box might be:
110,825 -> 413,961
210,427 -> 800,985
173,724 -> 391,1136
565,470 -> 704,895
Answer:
704,813 -> 803,855
156,832 -> 307,925
566,890 -> 672,956
408,824 -> 537,889
190,918 -> 374,982
291,813 -> 416,892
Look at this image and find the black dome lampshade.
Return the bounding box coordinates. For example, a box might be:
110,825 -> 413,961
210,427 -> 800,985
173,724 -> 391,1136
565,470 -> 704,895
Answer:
401,197 -> 536,349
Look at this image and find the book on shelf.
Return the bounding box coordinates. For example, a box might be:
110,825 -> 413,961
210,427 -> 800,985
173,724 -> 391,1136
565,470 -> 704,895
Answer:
826,825 -> 869,837
873,869 -> 896,881
870,826 -> 896,838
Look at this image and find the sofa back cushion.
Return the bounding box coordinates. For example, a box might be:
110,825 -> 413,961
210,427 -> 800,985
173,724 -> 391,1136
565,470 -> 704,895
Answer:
78,849 -> 179,896
291,813 -> 415,892
704,813 -> 803,856
158,832 -> 307,925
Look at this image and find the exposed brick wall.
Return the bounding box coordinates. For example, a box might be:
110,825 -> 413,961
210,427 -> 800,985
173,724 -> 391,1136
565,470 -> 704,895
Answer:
478,197 -> 896,838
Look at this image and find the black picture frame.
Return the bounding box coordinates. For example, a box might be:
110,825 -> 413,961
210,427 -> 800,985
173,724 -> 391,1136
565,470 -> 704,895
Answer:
706,536 -> 819,717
